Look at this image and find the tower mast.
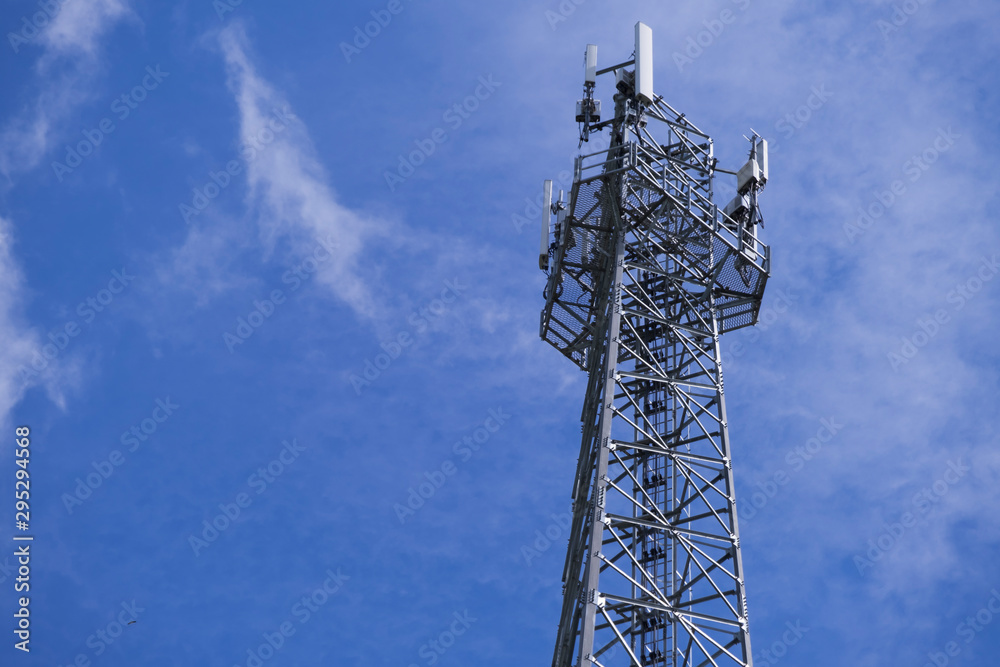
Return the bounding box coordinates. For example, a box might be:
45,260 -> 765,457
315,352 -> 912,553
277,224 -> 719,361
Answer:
539,22 -> 770,667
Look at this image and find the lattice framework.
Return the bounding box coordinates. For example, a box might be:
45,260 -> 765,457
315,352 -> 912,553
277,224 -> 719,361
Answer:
540,64 -> 770,667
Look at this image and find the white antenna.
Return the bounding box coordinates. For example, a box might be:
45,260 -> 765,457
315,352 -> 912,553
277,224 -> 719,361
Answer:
634,22 -> 653,104
584,44 -> 598,85
755,138 -> 769,183
540,180 -> 553,270
577,45 -> 601,144
737,134 -> 770,194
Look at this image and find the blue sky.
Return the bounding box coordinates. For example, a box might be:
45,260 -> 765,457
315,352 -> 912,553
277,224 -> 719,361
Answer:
0,0 -> 998,665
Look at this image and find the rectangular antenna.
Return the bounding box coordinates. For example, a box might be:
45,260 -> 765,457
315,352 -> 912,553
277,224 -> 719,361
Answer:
584,44 -> 598,85
540,180 -> 553,270
635,22 -> 653,104
756,138 -> 769,182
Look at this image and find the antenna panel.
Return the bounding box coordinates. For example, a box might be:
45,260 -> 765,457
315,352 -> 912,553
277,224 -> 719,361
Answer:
540,180 -> 553,270
634,22 -> 653,104
584,44 -> 597,85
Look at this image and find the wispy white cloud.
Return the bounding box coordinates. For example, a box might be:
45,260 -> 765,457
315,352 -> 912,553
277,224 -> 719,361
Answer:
0,218 -> 51,426
0,0 -> 131,424
216,22 -> 383,321
0,0 -> 132,177
154,22 -> 524,357
39,0 -> 131,59
152,219 -> 260,309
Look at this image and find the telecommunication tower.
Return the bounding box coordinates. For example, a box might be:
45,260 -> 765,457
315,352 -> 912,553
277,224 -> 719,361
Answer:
538,22 -> 771,667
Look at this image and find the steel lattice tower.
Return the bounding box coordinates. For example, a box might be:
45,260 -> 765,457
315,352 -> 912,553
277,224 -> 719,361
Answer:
538,23 -> 771,667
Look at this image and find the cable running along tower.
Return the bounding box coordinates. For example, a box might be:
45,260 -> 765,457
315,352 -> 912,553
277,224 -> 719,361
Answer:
538,23 -> 771,667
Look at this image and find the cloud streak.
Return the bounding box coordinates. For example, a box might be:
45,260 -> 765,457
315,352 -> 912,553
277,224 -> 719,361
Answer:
0,219 -> 46,427
0,0 -> 131,427
39,0 -> 131,59
0,0 -> 132,177
217,22 -> 381,321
